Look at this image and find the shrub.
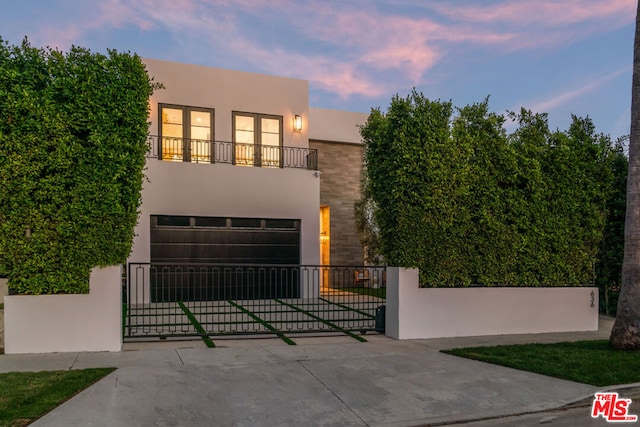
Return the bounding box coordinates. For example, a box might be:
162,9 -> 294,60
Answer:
0,37 -> 161,294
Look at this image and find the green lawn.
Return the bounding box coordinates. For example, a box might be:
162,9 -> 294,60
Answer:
443,340 -> 640,387
340,287 -> 386,299
0,368 -> 115,426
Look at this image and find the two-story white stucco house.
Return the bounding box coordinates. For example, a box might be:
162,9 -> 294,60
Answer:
127,59 -> 369,296
4,59 -> 599,354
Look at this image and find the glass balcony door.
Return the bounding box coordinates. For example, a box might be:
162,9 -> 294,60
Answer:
160,104 -> 214,163
189,110 -> 212,163
233,112 -> 282,168
160,107 -> 184,162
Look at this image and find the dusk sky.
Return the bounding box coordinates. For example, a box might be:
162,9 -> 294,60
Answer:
1,0 -> 636,140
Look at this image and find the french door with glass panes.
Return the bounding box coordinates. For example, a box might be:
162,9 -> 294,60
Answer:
233,112 -> 283,167
159,104 -> 214,163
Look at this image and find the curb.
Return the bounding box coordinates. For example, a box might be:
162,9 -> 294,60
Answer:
561,383 -> 640,408
424,383 -> 640,426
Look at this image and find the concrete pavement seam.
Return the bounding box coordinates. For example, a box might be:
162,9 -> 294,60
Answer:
298,360 -> 369,426
70,352 -> 80,370
175,349 -> 185,365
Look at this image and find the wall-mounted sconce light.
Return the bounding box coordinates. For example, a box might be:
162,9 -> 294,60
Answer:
293,114 -> 302,132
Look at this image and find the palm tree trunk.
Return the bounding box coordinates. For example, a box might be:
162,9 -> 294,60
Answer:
610,0 -> 640,349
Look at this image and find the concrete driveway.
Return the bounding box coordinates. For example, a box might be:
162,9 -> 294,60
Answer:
0,318 -> 622,426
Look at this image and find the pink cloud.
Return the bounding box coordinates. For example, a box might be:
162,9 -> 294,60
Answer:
278,10 -> 445,85
146,0 -> 634,99
37,26 -> 84,51
97,0 -> 155,30
359,43 -> 439,82
220,36 -> 388,99
25,0 -> 637,102
32,0 -> 155,50
309,67 -> 387,100
527,67 -> 630,114
129,2 -> 437,97
432,0 -> 635,27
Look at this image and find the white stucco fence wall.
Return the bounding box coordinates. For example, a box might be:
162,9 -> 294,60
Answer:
4,266 -> 122,354
385,267 -> 599,340
0,278 -> 7,299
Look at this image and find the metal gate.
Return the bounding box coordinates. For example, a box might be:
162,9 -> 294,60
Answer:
123,263 -> 386,340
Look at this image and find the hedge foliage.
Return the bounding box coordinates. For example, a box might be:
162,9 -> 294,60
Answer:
595,136 -> 628,313
0,38 -> 161,294
359,91 -> 626,287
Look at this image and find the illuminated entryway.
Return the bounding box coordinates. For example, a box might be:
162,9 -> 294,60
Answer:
320,205 -> 330,289
320,206 -> 330,265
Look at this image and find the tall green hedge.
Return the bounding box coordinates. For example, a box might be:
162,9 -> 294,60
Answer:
0,38 -> 161,294
359,91 -> 623,287
595,136 -> 628,313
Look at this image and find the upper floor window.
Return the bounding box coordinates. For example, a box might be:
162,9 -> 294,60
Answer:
233,112 -> 283,168
159,104 -> 214,163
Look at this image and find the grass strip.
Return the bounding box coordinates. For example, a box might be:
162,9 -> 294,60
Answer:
127,323 -> 194,330
0,368 -> 115,426
227,300 -> 296,345
177,301 -> 215,348
274,299 -> 367,342
319,297 -> 375,319
337,287 -> 386,299
443,340 -> 640,387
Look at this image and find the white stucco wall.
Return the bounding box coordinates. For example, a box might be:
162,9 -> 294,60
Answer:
4,266 -> 122,354
144,58 -> 309,148
309,107 -> 368,144
133,58 -> 320,268
130,161 -> 321,265
385,267 -> 599,340
0,278 -> 7,300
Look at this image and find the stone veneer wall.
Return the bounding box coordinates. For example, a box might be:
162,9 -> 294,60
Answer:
310,140 -> 364,265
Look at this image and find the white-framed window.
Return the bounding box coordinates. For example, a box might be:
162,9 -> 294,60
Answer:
159,104 -> 214,163
232,112 -> 283,168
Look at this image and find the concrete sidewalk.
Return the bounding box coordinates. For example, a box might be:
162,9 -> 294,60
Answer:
0,316 -> 625,426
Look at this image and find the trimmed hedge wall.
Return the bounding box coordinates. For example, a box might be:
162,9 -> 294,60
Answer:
359,91 -> 625,287
0,38 -> 161,294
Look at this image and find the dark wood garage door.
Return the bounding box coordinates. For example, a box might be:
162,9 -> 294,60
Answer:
150,215 -> 300,302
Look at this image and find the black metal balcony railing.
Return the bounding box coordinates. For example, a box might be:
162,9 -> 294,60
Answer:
146,135 -> 318,171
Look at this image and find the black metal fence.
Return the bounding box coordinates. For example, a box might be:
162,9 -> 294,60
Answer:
146,135 -> 318,170
124,263 -> 386,340
150,265 -> 301,302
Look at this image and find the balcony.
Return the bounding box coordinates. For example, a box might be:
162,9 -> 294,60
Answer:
146,135 -> 318,171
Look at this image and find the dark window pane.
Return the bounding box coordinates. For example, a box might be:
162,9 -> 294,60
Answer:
231,218 -> 262,228
265,219 -> 297,229
195,217 -> 227,228
156,215 -> 190,227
